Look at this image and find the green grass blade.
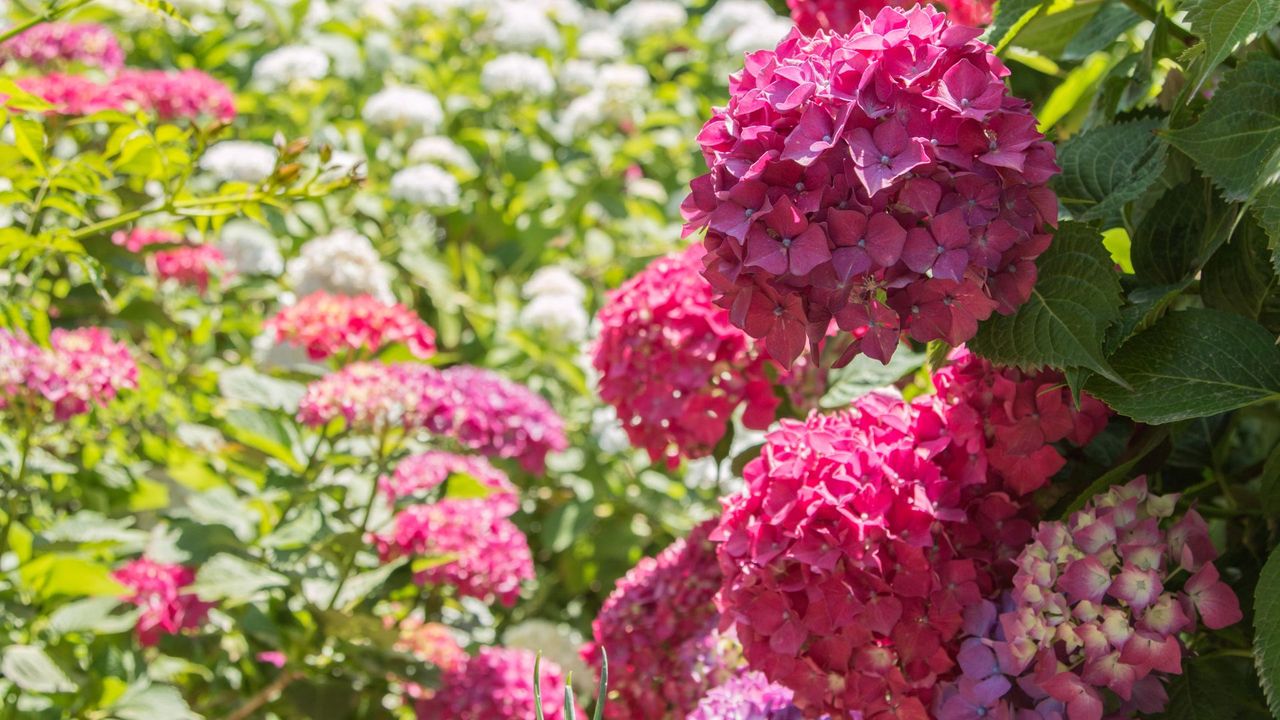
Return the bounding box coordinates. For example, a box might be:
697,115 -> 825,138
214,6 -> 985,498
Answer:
533,653 -> 545,720
591,648 -> 608,720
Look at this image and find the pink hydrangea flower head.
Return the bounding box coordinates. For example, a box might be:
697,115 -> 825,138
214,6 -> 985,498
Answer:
112,228 -> 181,253
16,72 -> 126,114
687,670 -> 810,720
150,245 -> 227,292
945,0 -> 995,26
427,366 -> 568,473
296,361 -> 448,433
394,618 -> 468,673
0,329 -> 40,411
374,498 -> 534,606
416,647 -> 585,720
592,245 -> 780,467
586,521 -> 729,719
266,292 -> 437,361
379,450 -> 518,516
934,478 -> 1242,719
713,393 -> 980,718
683,5 -> 1058,367
113,558 -> 215,646
786,0 -> 903,34
19,70 -> 235,121
29,327 -> 138,420
0,23 -> 124,71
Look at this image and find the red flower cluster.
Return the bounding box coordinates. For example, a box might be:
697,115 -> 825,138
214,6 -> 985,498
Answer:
379,450 -> 518,515
18,69 -> 236,120
0,22 -> 124,71
415,647 -> 584,720
113,228 -> 227,291
585,520 -> 730,719
592,245 -> 779,467
266,292 -> 437,361
373,496 -> 534,606
0,327 -> 138,421
787,0 -> 994,35
113,558 -> 215,647
682,6 -> 1058,367
935,479 -> 1241,720
432,366 -> 568,473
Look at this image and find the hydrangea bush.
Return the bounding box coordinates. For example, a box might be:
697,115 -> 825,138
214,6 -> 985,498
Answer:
2,0 -> 1280,718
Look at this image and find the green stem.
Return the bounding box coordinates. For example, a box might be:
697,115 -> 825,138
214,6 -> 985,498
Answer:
0,424 -> 33,558
325,434 -> 391,610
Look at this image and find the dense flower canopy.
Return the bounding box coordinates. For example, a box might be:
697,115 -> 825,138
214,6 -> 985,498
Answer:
415,647 -> 584,720
19,68 -> 236,120
592,244 -> 780,466
0,22 -> 125,71
266,292 -> 437,360
682,5 -> 1058,367
0,327 -> 138,421
113,558 -> 215,647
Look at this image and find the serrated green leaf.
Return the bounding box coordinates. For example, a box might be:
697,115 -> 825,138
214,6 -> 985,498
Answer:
1167,658 -> 1244,720
820,348 -> 925,409
1165,54 -> 1280,202
1183,0 -> 1280,93
109,683 -> 198,720
331,557 -> 406,611
1253,183 -> 1280,272
1202,216 -> 1280,331
970,222 -> 1125,383
1131,180 -> 1234,284
47,597 -> 137,635
1054,118 -> 1167,224
1085,308 -> 1280,423
0,645 -> 75,694
1062,1 -> 1141,60
1255,544 -> 1280,717
984,0 -> 1047,51
189,553 -> 288,604
217,365 -> 305,412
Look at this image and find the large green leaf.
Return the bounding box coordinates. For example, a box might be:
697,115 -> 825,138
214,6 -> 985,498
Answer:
218,365 -> 305,412
1167,658 -> 1244,720
1253,183 -> 1280,272
18,554 -> 127,599
820,348 -> 925,409
1255,544 -> 1280,718
1182,0 -> 1280,93
1131,180 -> 1231,284
1085,308 -> 1280,423
984,0 -> 1046,51
109,683 -> 199,720
1054,118 -> 1167,224
189,553 -> 288,604
1165,54 -> 1280,202
0,645 -> 75,694
970,222 -> 1124,383
1202,217 -> 1280,332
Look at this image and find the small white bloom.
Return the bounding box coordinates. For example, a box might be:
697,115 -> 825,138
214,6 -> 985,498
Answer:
252,45 -> 330,88
287,229 -> 394,302
389,164 -> 461,208
406,137 -> 476,174
577,28 -> 623,60
699,0 -> 777,40
480,53 -> 555,97
362,87 -> 444,132
559,59 -> 599,94
504,620 -> 595,697
591,406 -> 632,455
217,220 -> 284,276
556,92 -> 607,139
613,0 -> 687,40
727,16 -> 792,55
488,1 -> 561,50
520,294 -> 590,341
596,63 -> 649,104
523,266 -> 586,302
199,141 -> 277,184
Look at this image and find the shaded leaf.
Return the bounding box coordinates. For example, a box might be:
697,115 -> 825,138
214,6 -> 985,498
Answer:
1182,0 -> 1280,93
0,645 -> 74,693
218,365 -> 305,412
1054,118 -> 1166,224
820,348 -> 925,409
189,553 -> 288,604
1202,216 -> 1280,332
1255,544 -> 1280,718
984,0 -> 1047,51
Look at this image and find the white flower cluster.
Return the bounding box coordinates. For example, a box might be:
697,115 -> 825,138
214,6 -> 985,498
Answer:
726,16 -> 792,55
389,164 -> 460,208
199,142 -> 277,184
286,229 -> 394,302
519,265 -> 589,342
361,87 -> 444,132
252,45 -> 330,88
557,63 -> 650,138
480,53 -> 555,97
613,0 -> 686,40
577,28 -> 623,60
488,1 -> 561,50
216,221 -> 284,276
698,0 -> 776,40
406,137 -> 476,175
503,620 -> 596,697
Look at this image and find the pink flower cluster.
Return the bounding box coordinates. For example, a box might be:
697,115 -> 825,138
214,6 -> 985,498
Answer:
416,647 -> 584,720
18,69 -> 236,121
296,362 -> 448,433
113,558 -> 215,647
432,366 -> 568,473
266,292 -> 437,361
935,478 -> 1242,720
379,450 -> 518,515
0,327 -> 138,420
787,0 -> 994,35
687,670 -> 807,720
682,6 -> 1058,367
374,496 -> 533,606
112,228 -> 178,253
593,245 -> 779,467
394,618 -> 467,673
0,23 -> 124,71
585,521 -> 729,719
112,228 -> 226,292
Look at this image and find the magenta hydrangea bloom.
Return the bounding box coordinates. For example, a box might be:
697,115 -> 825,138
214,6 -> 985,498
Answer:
0,23 -> 124,71
683,5 -> 1058,367
297,362 -> 449,433
113,558 -> 215,647
687,671 -> 807,720
373,498 -> 534,606
934,478 -> 1243,720
429,366 -> 568,473
19,69 -> 235,121
379,450 -> 518,515
586,521 -> 731,719
151,245 -> 227,292
416,647 -> 585,720
787,0 -> 994,34
30,328 -> 139,421
112,228 -> 178,253
592,244 -> 780,467
0,329 -> 40,412
267,292 -> 437,361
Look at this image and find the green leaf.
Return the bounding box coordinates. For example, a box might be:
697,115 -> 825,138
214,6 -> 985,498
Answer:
1261,442 -> 1280,516
970,222 -> 1125,383
330,557 -> 406,611
984,0 -> 1047,51
189,553 -> 288,604
592,647 -> 608,720
1131,179 -> 1236,284
443,472 -> 497,501
1035,52 -> 1113,132
10,116 -> 46,174
1085,308 -> 1280,423
218,365 -> 305,412
0,645 -> 75,694
1255,543 -> 1280,718
1182,0 -> 1280,93
1202,216 -> 1280,331
109,683 -> 199,720
1165,54 -> 1280,202
1167,658 -> 1245,720
1053,118 -> 1167,224
820,348 -> 925,409
47,597 -> 137,635
1252,183 -> 1280,272
534,654 -> 547,720
222,407 -> 303,472
1061,1 -> 1141,60
18,554 -> 127,599
1054,425 -> 1171,518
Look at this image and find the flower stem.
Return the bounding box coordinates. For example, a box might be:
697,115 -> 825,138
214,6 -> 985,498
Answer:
325,432 -> 391,610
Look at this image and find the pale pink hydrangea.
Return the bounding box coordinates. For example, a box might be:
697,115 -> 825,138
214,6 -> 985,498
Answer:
29,328 -> 138,420
934,478 -> 1242,720
0,23 -> 124,71
585,521 -> 729,719
374,498 -> 533,606
379,450 -> 518,516
416,647 -> 584,720
113,558 -> 214,646
296,361 -> 449,433
687,671 -> 807,720
592,244 -> 780,467
18,69 -> 235,120
430,366 -> 568,473
266,292 -> 437,361
682,5 -> 1058,367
